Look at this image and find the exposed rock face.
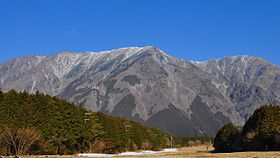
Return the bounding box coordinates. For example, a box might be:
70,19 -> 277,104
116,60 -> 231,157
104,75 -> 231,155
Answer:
192,56 -> 280,121
0,47 -> 279,136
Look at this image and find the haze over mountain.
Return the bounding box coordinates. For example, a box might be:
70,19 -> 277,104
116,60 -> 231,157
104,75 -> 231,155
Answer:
1,46 -> 279,136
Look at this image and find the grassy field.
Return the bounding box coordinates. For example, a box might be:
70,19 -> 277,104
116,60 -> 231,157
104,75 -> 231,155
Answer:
137,146 -> 280,158
21,145 -> 280,158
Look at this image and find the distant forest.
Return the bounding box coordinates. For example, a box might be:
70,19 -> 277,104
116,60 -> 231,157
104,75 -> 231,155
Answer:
0,90 -> 169,155
214,105 -> 280,152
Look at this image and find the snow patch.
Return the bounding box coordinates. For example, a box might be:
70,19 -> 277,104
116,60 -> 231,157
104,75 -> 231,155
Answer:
190,60 -> 205,64
161,148 -> 178,152
211,81 -> 221,89
78,148 -> 178,157
78,153 -> 113,157
119,150 -> 158,156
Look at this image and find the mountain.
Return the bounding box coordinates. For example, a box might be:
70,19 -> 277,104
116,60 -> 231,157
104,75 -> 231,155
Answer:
192,56 -> 280,121
0,46 -> 279,137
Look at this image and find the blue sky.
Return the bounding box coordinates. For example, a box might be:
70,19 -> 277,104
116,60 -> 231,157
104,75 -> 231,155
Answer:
1,0 -> 280,65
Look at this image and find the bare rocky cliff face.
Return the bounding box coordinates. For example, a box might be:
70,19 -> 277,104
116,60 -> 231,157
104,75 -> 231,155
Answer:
192,56 -> 280,121
1,46 -> 279,136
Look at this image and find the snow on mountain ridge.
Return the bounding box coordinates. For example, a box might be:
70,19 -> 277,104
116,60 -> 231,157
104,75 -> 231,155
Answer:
25,47 -> 147,79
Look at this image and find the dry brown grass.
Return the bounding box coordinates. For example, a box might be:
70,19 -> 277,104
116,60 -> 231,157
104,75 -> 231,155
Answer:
21,145 -> 280,158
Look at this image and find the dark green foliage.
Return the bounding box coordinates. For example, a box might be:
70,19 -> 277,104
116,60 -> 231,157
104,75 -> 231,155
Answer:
122,75 -> 141,86
0,90 -> 88,155
0,89 -> 3,102
0,90 -> 168,155
214,105 -> 280,152
242,105 -> 280,151
96,112 -> 168,152
273,132 -> 280,149
213,123 -> 241,152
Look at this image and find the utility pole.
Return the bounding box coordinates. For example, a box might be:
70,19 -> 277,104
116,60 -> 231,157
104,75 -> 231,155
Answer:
125,125 -> 131,133
125,124 -> 131,151
170,136 -> 173,148
83,112 -> 92,152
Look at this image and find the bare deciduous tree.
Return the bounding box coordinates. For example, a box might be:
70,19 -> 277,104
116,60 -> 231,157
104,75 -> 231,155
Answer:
16,128 -> 41,155
0,124 -> 11,155
2,127 -> 41,155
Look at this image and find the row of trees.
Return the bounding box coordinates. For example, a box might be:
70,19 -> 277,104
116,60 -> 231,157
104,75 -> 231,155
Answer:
214,105 -> 280,152
0,90 -> 169,155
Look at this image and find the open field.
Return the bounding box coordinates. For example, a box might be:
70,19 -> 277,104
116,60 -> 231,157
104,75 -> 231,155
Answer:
20,145 -> 280,158
136,146 -> 280,158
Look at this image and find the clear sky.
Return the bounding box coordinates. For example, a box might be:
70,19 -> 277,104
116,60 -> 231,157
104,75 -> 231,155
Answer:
1,0 -> 280,65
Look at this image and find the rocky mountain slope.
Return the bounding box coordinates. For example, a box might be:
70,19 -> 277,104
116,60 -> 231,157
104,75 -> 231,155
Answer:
1,46 -> 279,136
192,56 -> 280,121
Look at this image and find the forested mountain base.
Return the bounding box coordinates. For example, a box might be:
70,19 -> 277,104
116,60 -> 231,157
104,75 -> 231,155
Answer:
0,90 -> 168,155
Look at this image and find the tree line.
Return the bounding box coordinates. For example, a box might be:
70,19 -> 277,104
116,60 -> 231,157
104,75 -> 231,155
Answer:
0,90 -> 169,155
214,105 -> 280,152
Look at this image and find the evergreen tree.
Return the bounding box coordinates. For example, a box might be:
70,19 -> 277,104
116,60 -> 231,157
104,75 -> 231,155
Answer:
214,105 -> 280,152
0,88 -> 3,102
213,123 -> 240,152
242,105 -> 280,150
0,90 -> 169,155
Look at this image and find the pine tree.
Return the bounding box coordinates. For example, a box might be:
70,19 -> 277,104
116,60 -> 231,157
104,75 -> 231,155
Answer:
0,88 -> 3,102
213,123 -> 240,152
0,90 -> 169,155
242,105 -> 280,150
